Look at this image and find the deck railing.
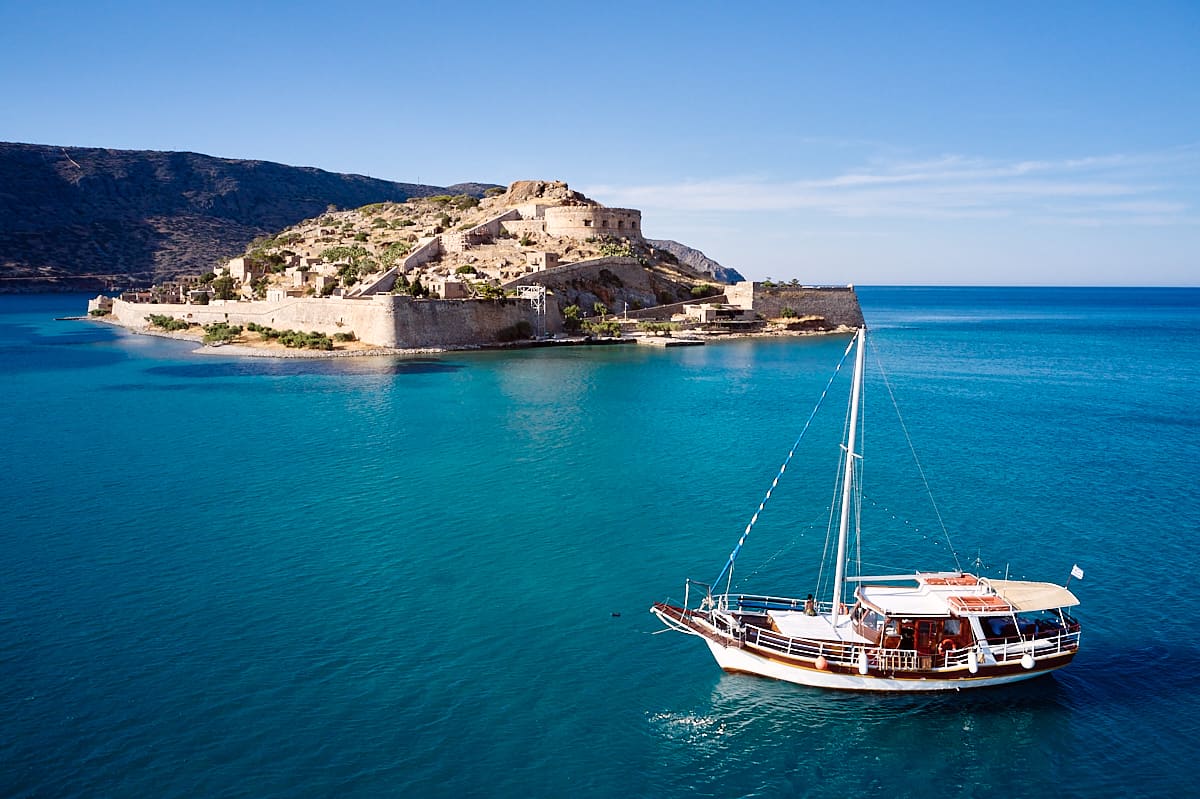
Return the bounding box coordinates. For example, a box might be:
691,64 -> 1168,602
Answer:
679,590 -> 1082,671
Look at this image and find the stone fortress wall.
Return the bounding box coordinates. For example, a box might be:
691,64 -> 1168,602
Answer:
543,206 -> 642,240
105,293 -> 560,348
725,283 -> 865,328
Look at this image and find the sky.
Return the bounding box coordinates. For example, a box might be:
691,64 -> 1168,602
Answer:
1,1 -> 1197,285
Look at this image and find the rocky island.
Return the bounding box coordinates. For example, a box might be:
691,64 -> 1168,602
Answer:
86,179 -> 864,353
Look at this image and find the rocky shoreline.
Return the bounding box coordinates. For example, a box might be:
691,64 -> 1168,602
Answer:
79,315 -> 850,359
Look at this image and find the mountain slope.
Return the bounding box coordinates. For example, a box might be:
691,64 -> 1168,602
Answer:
646,238 -> 744,284
0,142 -> 494,291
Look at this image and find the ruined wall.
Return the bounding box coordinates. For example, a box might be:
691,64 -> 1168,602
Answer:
543,206 -> 642,240
400,237 -> 442,271
500,218 -> 547,238
465,208 -> 520,238
504,256 -> 689,313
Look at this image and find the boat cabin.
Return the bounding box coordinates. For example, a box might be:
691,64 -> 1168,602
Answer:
849,572 -> 1080,657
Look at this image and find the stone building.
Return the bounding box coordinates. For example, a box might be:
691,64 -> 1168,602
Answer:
543,206 -> 642,240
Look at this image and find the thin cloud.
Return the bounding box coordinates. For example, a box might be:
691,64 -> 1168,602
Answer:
584,147 -> 1198,225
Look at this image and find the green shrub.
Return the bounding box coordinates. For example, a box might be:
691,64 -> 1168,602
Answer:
211,275 -> 236,300
333,331 -> 357,342
582,319 -> 622,338
473,282 -> 505,300
202,323 -> 242,344
381,241 -> 413,267
455,265 -> 477,275
561,304 -> 582,333
780,306 -> 798,319
428,195 -> 453,205
275,329 -> 333,350
145,314 -> 191,332
597,237 -> 635,258
89,308 -> 110,317
452,194 -> 479,210
321,245 -> 371,264
483,186 -> 505,197
691,283 -> 718,298
354,231 -> 368,242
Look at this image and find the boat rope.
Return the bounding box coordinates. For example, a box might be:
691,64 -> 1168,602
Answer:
714,336 -> 857,592
872,345 -> 962,572
815,378 -> 856,601
731,510 -> 831,590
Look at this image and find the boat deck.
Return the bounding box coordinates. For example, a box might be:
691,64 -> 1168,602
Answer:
741,610 -> 871,643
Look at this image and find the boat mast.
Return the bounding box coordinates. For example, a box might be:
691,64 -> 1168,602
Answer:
830,327 -> 866,626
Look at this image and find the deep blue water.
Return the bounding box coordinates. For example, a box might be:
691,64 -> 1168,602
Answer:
2,288 -> 1198,798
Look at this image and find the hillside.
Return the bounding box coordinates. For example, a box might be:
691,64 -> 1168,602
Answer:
0,142 -> 495,292
205,180 -> 730,311
646,239 -> 743,284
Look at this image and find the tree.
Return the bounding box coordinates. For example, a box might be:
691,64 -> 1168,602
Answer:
562,304 -> 582,333
593,302 -> 608,317
473,282 -> 505,300
211,275 -> 236,300
202,323 -> 242,345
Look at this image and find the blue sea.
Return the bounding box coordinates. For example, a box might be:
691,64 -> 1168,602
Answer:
2,287 -> 1198,798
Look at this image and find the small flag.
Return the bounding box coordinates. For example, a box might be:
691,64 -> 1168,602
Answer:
1071,564 -> 1084,581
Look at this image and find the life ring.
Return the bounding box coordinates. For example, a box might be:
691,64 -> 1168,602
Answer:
938,638 -> 956,655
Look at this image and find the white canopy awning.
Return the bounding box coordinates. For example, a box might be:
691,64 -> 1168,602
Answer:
986,580 -> 1080,611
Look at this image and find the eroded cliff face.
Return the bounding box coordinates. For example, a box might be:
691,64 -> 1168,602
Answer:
0,142 -> 496,291
646,239 -> 744,284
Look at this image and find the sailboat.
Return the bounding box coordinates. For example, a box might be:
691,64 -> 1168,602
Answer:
650,327 -> 1081,691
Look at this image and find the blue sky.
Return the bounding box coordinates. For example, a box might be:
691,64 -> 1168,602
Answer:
2,1 -> 1197,285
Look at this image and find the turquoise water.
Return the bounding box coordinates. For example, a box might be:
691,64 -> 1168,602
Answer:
2,288 -> 1198,797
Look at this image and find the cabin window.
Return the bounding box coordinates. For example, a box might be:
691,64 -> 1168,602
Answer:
861,609 -> 884,631
944,619 -> 962,636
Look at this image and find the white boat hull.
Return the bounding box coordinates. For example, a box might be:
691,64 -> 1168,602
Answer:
704,638 -> 1067,692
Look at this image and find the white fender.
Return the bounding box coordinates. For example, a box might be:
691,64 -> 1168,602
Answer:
857,650 -> 869,675
967,649 -> 979,674
1021,652 -> 1035,670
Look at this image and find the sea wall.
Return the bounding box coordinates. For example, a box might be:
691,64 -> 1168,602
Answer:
107,293 -> 561,348
725,283 -> 865,327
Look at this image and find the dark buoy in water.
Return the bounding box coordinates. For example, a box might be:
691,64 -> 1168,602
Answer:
611,612 -> 621,617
